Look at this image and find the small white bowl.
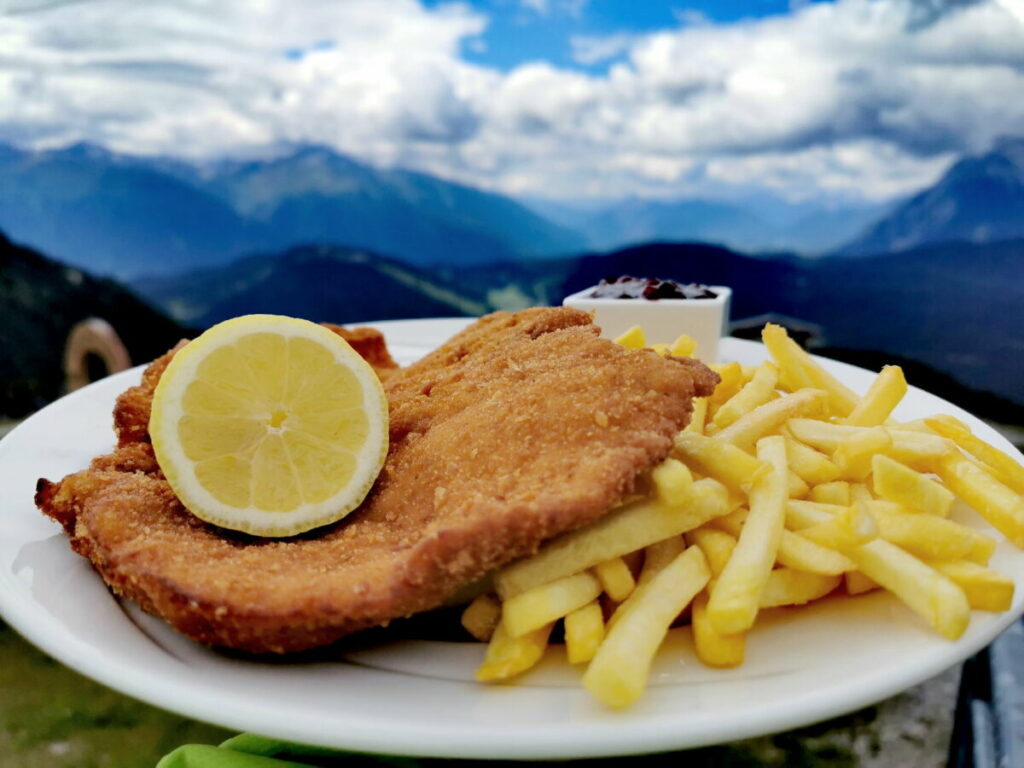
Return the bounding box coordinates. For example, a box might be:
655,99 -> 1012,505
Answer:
563,284 -> 731,362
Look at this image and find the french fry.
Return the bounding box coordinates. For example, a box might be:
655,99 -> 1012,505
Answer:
928,560 -> 1015,612
935,452 -> 1024,548
621,548 -> 644,575
495,479 -> 729,599
476,621 -> 554,682
594,557 -> 636,602
714,389 -> 827,452
461,594 -> 501,642
810,481 -> 851,506
845,570 -> 879,595
502,571 -> 602,638
712,361 -> 779,429
885,430 -> 956,470
582,547 -> 710,708
775,530 -> 855,575
687,526 -> 736,576
872,454 -> 954,517
922,414 -> 962,429
613,325 -> 646,349
868,501 -> 995,563
761,323 -> 816,392
787,419 -> 857,452
926,417 -> 1024,494
799,503 -> 878,550
564,600 -> 605,664
649,343 -> 670,357
849,482 -> 874,504
792,356 -> 861,419
833,426 -> 891,480
651,457 -> 693,507
670,333 -> 698,358
847,540 -> 970,640
895,418 -> 937,434
844,366 -> 907,427
714,505 -> 853,575
707,436 -> 788,635
759,569 -> 841,608
784,436 -> 841,485
692,591 -> 745,668
707,362 -> 746,411
762,324 -> 860,416
638,535 -> 687,585
787,470 -> 810,499
787,420 -> 954,469
685,397 -> 709,434
673,432 -> 768,495
710,507 -> 745,533
785,499 -> 845,529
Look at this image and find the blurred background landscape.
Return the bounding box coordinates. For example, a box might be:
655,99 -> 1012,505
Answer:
2,0 -> 1023,436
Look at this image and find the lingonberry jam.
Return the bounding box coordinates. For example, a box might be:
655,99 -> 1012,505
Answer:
589,276 -> 717,301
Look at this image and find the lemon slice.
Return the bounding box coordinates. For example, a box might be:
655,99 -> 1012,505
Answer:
149,314 -> 389,537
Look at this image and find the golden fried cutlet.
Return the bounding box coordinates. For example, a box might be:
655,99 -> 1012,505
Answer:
36,308 -> 718,653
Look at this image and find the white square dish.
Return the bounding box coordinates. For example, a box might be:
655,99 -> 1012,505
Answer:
563,284 -> 732,362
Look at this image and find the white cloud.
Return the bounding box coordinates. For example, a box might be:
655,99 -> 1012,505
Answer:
518,0 -> 550,15
570,33 -> 638,66
704,141 -> 956,202
562,0 -> 592,19
517,0 -> 591,17
0,0 -> 489,163
1,0 -> 1022,202
670,8 -> 712,26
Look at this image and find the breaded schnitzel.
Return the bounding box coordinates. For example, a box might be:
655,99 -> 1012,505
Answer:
36,308 -> 718,653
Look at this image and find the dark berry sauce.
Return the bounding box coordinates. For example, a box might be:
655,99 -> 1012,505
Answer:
589,275 -> 717,300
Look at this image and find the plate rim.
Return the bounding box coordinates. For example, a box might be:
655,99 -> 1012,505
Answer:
1,319 -> 1023,759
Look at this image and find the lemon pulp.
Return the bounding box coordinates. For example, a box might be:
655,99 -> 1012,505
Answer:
149,315 -> 388,537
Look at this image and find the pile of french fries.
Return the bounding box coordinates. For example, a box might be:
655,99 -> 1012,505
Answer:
460,323 -> 1024,709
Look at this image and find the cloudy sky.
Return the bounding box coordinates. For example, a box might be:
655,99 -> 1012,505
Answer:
2,0 -> 1023,202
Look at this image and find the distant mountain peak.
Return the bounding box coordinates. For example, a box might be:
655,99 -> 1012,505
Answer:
991,135 -> 1024,175
49,141 -> 121,163
993,134 -> 1024,152
837,136 -> 1024,255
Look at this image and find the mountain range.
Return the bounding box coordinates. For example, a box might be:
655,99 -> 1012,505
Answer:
3,137 -> 1024,276
526,195 -> 889,255
4,135 -> 1024,421
0,143 -> 584,278
840,136 -> 1024,255
6,222 -> 1022,420
0,143 -> 259,278
555,137 -> 1024,256
133,245 -> 488,328
132,236 -> 1024,413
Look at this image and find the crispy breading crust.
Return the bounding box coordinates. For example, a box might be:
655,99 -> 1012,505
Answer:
37,308 -> 718,653
321,324 -> 399,373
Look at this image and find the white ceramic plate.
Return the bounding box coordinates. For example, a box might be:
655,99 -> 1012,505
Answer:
1,319 -> 1023,760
